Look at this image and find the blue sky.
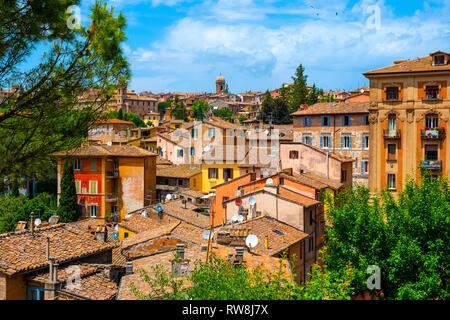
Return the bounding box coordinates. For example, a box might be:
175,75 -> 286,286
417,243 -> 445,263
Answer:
80,0 -> 450,94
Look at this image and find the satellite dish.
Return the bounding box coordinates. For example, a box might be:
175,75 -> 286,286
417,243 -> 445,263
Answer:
266,178 -> 274,185
114,224 -> 119,231
245,234 -> 259,248
248,197 -> 256,206
34,218 -> 41,226
264,130 -> 269,135
235,198 -> 242,207
236,215 -> 244,222
173,194 -> 178,199
166,193 -> 172,200
203,145 -> 211,152
125,213 -> 132,219
161,147 -> 166,153
156,205 -> 163,213
141,210 -> 147,217
360,88 -> 365,93
202,230 -> 214,240
107,141 -> 112,146
112,232 -> 118,239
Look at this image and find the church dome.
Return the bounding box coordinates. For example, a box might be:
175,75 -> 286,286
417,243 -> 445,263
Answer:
216,74 -> 225,82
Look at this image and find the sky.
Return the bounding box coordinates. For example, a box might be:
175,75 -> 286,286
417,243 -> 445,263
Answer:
79,0 -> 450,94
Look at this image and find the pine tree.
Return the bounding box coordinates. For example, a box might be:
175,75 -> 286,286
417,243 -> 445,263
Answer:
57,158 -> 80,222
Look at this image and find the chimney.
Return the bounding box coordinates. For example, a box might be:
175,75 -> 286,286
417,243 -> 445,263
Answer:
30,212 -> 35,235
158,209 -> 164,222
46,236 -> 50,260
182,199 -> 187,209
176,244 -> 185,260
95,225 -> 108,243
235,247 -> 244,262
44,258 -> 59,300
126,262 -> 133,275
265,235 -> 269,249
48,215 -> 60,225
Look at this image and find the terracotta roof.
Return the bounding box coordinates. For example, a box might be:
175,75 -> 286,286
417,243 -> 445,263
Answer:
93,119 -> 134,125
119,213 -> 173,234
69,219 -> 119,243
204,116 -> 247,130
169,222 -> 209,245
280,142 -> 354,163
156,156 -> 172,166
365,53 -> 450,75
52,144 -> 157,158
157,164 -> 201,179
117,245 -> 291,300
121,221 -> 181,249
299,171 -> 343,190
177,188 -> 207,199
0,224 -> 115,276
154,200 -> 210,229
291,102 -> 369,116
219,216 -> 308,256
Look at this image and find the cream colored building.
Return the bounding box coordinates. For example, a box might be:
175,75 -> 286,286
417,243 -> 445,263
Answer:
364,51 -> 450,193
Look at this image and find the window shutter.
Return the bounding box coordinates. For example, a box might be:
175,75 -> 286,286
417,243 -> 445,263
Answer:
303,118 -> 306,126
302,136 -> 305,143
208,168 -> 211,179
79,159 -> 83,170
307,117 -> 311,126
362,136 -> 366,150
349,117 -> 352,126
342,116 -> 345,126
340,136 -> 344,148
320,136 -> 323,148
349,136 -> 352,149
361,162 -> 364,174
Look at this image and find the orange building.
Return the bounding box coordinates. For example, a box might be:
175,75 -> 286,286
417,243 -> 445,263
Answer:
364,51 -> 450,193
53,145 -> 157,222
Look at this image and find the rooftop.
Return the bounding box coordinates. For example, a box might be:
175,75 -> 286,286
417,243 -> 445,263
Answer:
157,164 -> 202,179
52,144 -> 157,158
291,101 -> 369,116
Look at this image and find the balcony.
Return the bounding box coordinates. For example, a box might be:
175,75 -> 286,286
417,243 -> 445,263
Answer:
421,128 -> 446,140
421,160 -> 442,170
106,193 -> 121,202
383,129 -> 401,140
106,170 -> 120,178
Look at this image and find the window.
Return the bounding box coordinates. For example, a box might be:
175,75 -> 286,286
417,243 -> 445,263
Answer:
302,135 -> 312,145
341,135 -> 352,149
322,116 -> 330,126
208,168 -> 218,179
387,174 -> 396,190
361,159 -> 369,174
386,87 -> 399,101
124,232 -> 129,238
362,134 -> 369,150
426,86 -> 440,100
88,205 -> 99,218
74,159 -> 81,171
341,170 -> 347,182
223,196 -> 229,204
309,210 -> 313,225
114,159 -> 119,171
90,159 -> 96,171
279,178 -> 284,185
342,115 -> 351,126
178,179 -> 183,186
320,135 -> 330,148
388,144 -> 396,161
208,128 -> 216,138
89,180 -> 98,194
177,149 -> 184,158
190,147 -> 195,156
303,117 -> 311,127
434,55 -> 445,65
363,115 -> 369,125
75,180 -> 81,194
223,168 -> 233,181
27,287 -> 45,300
425,116 -> 439,128
192,179 -> 196,187
289,150 -> 299,159
425,145 -> 438,161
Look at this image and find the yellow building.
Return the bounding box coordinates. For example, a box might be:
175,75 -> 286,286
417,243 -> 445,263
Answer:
364,51 -> 450,194
143,112 -> 161,127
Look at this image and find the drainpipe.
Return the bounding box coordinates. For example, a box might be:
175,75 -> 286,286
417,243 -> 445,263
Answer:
326,151 -> 329,179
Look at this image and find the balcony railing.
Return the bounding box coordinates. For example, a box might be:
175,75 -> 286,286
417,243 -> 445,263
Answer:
421,128 -> 446,140
106,170 -> 119,178
383,129 -> 401,140
106,193 -> 120,201
421,160 -> 442,170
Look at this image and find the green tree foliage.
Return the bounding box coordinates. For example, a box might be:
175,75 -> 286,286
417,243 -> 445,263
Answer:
57,158 -> 80,223
158,99 -> 171,115
0,193 -> 57,234
214,108 -> 233,122
259,91 -> 292,124
107,110 -> 146,127
118,108 -> 124,120
191,100 -> 210,121
0,1 -> 130,180
323,170 -> 450,300
131,252 -> 354,300
170,96 -> 188,121
238,116 -> 248,123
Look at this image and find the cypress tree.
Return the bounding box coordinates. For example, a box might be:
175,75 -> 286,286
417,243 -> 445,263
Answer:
57,158 -> 80,222
118,108 -> 124,120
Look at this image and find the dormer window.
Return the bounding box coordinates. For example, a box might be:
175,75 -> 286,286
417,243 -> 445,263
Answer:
434,55 -> 445,66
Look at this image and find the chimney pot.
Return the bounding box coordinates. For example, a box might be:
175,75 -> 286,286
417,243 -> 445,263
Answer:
126,262 -> 133,275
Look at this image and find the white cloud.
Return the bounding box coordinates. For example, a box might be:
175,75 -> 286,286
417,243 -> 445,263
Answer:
127,0 -> 450,92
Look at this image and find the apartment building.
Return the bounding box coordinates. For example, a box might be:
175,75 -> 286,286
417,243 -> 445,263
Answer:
364,51 -> 450,193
